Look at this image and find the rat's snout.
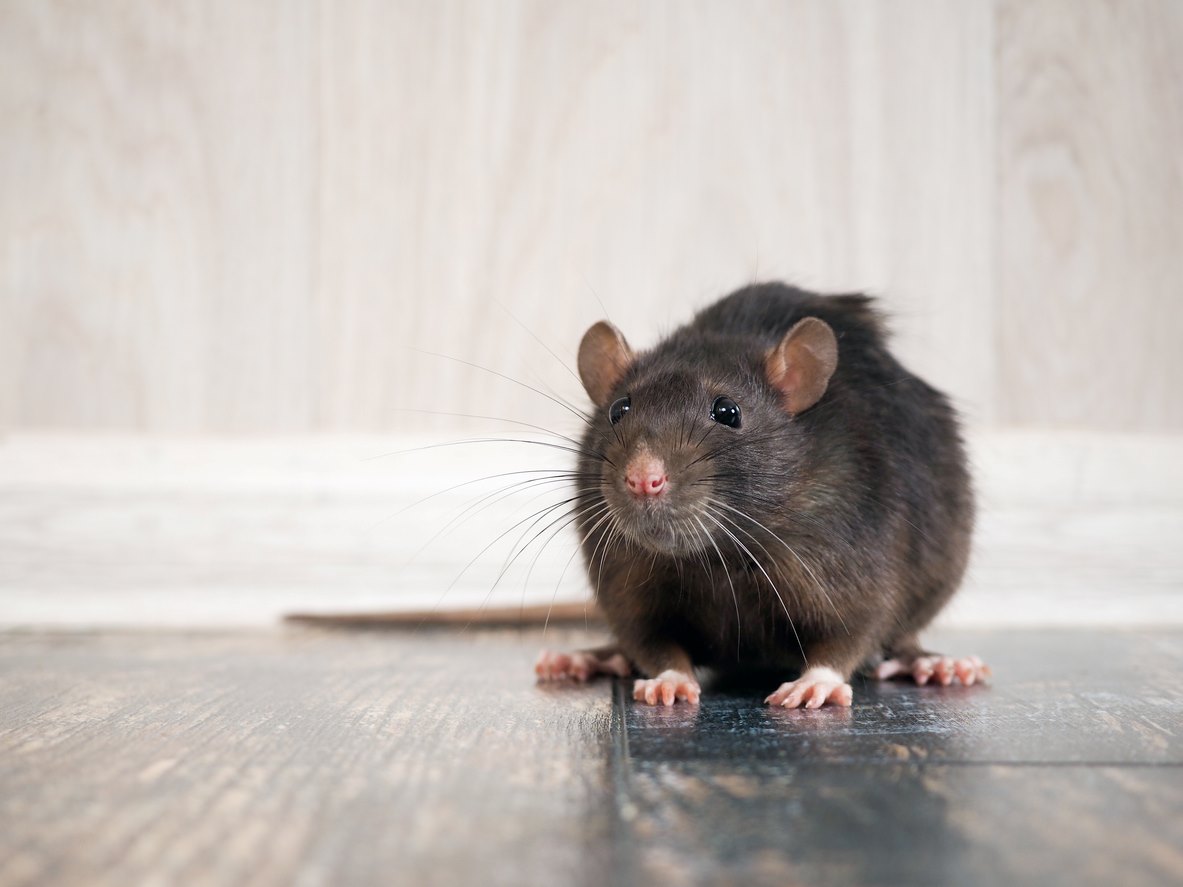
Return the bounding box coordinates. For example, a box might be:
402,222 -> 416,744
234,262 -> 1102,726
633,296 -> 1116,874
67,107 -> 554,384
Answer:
625,452 -> 668,497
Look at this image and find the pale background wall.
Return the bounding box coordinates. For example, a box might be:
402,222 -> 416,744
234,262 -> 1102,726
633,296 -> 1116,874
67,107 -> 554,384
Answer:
1,1 -> 1181,627
3,0 -> 1180,436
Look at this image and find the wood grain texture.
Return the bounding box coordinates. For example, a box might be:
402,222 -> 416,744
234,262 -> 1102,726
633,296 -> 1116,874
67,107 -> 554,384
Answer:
997,0 -> 1183,430
1,628 -> 1180,886
5,2 -> 1183,433
0,628 -> 618,887
623,764 -> 1183,886
2,1 -> 998,432
622,629 -> 1183,885
0,0 -> 318,432
315,0 -> 998,430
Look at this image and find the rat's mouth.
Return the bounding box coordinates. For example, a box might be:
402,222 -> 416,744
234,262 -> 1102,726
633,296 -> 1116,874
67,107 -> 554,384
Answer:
612,500 -> 706,557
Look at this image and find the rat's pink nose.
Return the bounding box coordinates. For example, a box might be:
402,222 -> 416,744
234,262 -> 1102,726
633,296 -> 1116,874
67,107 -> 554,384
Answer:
626,455 -> 668,497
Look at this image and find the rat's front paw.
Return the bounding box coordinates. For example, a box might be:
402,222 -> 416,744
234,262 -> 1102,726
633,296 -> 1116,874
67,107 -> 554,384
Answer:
766,666 -> 853,709
633,670 -> 701,706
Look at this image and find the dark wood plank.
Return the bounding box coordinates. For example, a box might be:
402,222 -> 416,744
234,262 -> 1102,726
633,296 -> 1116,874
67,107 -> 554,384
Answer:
618,761 -> 1183,887
617,629 -> 1183,887
0,627 -> 617,887
1,628 -> 1181,887
625,630 -> 1183,765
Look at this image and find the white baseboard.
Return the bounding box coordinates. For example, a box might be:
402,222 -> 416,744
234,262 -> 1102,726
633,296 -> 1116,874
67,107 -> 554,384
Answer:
0,431 -> 1180,628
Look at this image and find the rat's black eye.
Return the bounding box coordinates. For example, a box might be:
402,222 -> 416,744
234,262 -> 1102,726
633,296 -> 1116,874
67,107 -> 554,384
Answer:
608,396 -> 631,425
710,396 -> 741,428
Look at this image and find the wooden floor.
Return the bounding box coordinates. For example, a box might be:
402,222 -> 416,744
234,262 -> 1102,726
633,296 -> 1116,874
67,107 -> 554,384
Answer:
2,627 -> 1181,887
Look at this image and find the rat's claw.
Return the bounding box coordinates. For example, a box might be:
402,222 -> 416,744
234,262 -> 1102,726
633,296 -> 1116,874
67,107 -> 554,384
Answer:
632,669 -> 701,706
766,666 -> 853,709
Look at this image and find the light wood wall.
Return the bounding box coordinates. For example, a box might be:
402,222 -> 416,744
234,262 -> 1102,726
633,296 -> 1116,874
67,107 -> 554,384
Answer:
2,0 -> 1180,434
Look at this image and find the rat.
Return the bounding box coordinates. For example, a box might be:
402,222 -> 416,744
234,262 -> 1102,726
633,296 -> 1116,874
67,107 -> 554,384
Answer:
534,281 -> 987,708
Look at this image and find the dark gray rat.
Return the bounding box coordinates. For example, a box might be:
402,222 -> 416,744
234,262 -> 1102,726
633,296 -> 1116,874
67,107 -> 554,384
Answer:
535,282 -> 986,708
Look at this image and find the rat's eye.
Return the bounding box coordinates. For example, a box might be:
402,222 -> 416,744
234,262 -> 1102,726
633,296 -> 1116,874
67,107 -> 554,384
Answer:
608,396 -> 631,425
710,396 -> 741,428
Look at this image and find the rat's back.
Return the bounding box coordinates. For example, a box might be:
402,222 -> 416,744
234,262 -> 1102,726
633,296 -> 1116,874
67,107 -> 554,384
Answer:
687,282 -> 886,355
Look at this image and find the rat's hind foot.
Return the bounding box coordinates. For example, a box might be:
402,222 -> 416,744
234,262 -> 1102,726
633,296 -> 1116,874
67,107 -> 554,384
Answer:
535,647 -> 632,683
875,653 -> 990,686
766,666 -> 854,709
633,669 -> 701,706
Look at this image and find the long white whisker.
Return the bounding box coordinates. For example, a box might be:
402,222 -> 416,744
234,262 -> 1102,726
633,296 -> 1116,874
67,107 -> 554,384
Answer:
410,476 -> 590,563
710,498 -> 849,635
388,407 -> 586,447
701,507 -> 808,664
594,516 -> 624,611
520,500 -> 608,613
463,499 -> 602,631
430,494 -> 594,622
408,346 -> 596,430
693,514 -> 742,661
373,468 -> 582,531
496,487 -> 604,575
547,504 -> 617,634
492,297 -> 584,388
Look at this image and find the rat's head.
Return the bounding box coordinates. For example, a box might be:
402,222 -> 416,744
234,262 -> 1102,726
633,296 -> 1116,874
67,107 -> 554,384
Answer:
576,316 -> 838,557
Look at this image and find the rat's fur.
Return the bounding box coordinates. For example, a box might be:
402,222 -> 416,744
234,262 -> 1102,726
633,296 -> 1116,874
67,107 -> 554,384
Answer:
564,282 -> 975,701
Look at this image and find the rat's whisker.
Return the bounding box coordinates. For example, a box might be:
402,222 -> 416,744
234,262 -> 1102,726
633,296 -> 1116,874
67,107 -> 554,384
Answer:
521,499 -> 608,616
408,475 -> 593,561
408,347 -> 596,430
434,492 -> 606,620
683,519 -> 718,606
388,407 -> 587,448
681,428 -> 790,471
702,507 -> 808,661
691,470 -> 861,559
464,497 -> 605,631
374,468 -> 583,531
709,498 -> 849,636
693,514 -> 742,661
492,297 -> 584,388
495,486 -> 605,574
365,436 -> 615,468
545,505 -> 618,634
594,517 -> 627,614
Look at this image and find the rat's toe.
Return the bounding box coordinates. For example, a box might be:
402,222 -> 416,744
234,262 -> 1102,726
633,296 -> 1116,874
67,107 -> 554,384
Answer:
632,670 -> 700,706
878,652 -> 990,687
766,666 -> 853,709
954,655 -> 990,686
933,657 -> 956,686
911,656 -> 937,686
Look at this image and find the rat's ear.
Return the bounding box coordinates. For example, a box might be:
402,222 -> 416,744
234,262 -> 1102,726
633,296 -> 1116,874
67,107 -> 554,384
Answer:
765,317 -> 838,415
578,320 -> 634,406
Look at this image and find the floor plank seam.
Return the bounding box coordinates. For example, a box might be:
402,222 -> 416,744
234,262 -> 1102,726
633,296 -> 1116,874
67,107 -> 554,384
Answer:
608,679 -> 640,884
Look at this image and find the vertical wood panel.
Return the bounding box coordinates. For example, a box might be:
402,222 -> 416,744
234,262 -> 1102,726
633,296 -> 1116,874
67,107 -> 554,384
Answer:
0,1 -> 317,432
998,0 -> 1183,430
17,2 -> 1182,433
316,0 -> 997,431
